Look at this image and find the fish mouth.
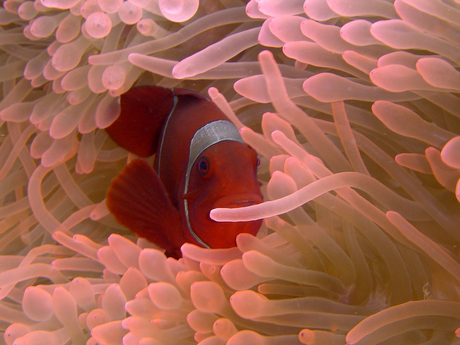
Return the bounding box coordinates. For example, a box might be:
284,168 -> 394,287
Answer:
225,200 -> 259,208
213,194 -> 262,211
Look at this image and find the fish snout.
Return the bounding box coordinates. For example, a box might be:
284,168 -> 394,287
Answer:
202,193 -> 263,248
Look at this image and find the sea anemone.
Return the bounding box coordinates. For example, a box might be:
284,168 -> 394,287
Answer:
1,0 -> 460,344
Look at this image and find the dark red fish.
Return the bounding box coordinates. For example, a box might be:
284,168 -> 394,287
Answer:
105,86 -> 263,258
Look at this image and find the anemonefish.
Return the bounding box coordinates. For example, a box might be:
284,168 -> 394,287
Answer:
105,86 -> 263,258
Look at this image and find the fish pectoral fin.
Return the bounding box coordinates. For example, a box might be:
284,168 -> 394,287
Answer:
182,189 -> 200,200
106,158 -> 181,251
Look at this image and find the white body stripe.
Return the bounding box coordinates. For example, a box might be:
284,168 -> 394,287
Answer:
156,93 -> 178,179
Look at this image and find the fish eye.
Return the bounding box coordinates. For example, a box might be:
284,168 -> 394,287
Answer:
198,157 -> 210,176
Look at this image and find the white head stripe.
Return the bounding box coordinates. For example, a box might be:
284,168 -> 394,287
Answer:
187,120 -> 244,174
184,120 -> 244,248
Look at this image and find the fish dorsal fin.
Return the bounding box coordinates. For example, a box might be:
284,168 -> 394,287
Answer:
105,86 -> 175,157
106,158 -> 182,252
172,88 -> 209,100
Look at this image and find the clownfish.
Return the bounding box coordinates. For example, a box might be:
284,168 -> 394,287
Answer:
105,86 -> 263,258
